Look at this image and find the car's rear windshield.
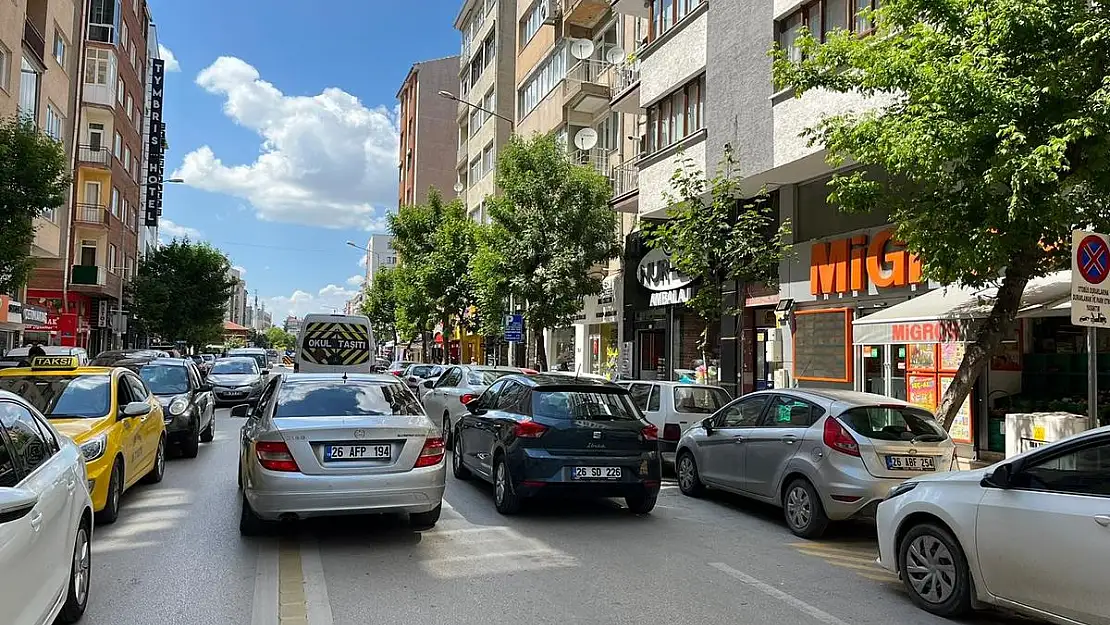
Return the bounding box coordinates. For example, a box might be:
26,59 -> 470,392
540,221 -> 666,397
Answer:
410,365 -> 439,378
212,359 -> 258,375
274,381 -> 422,417
0,375 -> 111,418
532,389 -> 639,421
469,370 -> 512,386
674,387 -> 730,414
140,364 -> 189,395
838,406 -> 948,442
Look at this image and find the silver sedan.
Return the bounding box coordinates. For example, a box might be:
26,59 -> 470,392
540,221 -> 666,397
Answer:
235,373 -> 446,534
419,365 -> 523,443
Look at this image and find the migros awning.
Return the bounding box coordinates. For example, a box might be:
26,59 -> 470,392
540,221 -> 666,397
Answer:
852,271 -> 1071,345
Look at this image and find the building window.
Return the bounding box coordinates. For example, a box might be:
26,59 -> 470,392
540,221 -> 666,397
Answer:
121,20 -> 128,50
520,0 -> 548,47
80,240 -> 97,266
776,0 -> 869,61
110,187 -> 119,217
113,131 -> 122,158
517,43 -> 567,118
109,244 -> 118,272
0,42 -> 10,92
87,0 -> 117,43
53,31 -> 67,67
122,198 -> 130,228
125,256 -> 133,281
483,33 -> 495,68
482,143 -> 495,178
133,156 -> 139,180
596,112 -> 619,152
129,42 -> 136,68
87,123 -> 105,149
85,48 -> 114,85
469,46 -> 484,86
468,156 -> 482,187
124,145 -> 131,168
45,104 -> 63,141
482,89 -> 495,123
650,0 -> 704,41
469,108 -> 482,137
126,93 -> 133,120
646,74 -> 705,154
18,57 -> 41,120
117,77 -> 124,103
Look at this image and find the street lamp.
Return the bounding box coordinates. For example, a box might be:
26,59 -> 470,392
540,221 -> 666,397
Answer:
438,90 -> 515,130
163,178 -> 185,184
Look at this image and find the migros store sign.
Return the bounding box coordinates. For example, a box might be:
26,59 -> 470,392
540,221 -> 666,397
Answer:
810,228 -> 924,296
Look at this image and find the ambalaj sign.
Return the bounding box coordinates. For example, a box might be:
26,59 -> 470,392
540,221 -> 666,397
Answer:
811,229 -> 924,296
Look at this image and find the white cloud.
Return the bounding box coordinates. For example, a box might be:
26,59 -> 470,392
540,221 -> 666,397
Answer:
267,284 -> 359,318
232,265 -> 247,275
160,219 -> 202,240
158,44 -> 180,72
357,254 -> 368,268
346,274 -> 364,286
174,56 -> 398,231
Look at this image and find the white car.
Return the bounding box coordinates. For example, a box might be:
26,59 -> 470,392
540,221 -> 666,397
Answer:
0,390 -> 94,625
876,425 -> 1110,625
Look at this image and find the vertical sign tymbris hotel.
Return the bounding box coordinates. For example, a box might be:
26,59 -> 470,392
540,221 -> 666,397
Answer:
144,58 -> 165,227
1071,229 -> 1110,328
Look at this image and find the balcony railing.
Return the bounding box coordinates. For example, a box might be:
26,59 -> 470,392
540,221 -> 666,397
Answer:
78,145 -> 111,167
567,59 -> 613,87
24,19 -> 46,66
611,63 -> 640,96
75,203 -> 109,226
611,162 -> 639,197
574,147 -> 614,177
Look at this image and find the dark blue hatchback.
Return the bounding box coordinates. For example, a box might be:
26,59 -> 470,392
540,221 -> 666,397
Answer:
451,374 -> 662,514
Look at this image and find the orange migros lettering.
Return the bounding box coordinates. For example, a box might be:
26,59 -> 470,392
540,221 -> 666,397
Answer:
811,229 -> 923,296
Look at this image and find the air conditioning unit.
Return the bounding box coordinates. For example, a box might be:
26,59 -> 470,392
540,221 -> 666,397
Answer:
542,0 -> 559,25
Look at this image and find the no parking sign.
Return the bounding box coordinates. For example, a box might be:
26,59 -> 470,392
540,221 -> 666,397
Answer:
1071,230 -> 1110,327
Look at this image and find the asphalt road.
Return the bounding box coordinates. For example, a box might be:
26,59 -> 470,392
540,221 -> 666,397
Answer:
82,409 -> 1045,625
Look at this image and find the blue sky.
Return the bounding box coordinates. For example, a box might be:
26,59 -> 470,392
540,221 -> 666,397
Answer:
151,0 -> 460,320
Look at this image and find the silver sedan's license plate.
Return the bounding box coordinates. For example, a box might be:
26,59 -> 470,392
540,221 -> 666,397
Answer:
325,444 -> 391,461
572,466 -> 621,480
886,455 -> 935,471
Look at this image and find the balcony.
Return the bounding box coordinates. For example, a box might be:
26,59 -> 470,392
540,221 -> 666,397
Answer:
70,265 -> 121,296
86,21 -> 115,44
610,63 -> 641,113
573,147 -> 613,177
74,204 -> 110,228
564,59 -> 612,115
23,19 -> 46,66
562,0 -> 611,27
77,145 -> 111,168
611,0 -> 649,18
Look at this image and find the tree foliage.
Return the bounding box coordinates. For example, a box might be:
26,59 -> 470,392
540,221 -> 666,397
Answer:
772,0 -> 1110,428
360,266 -> 399,344
479,134 -> 621,369
645,147 -> 790,356
130,239 -> 236,349
265,326 -> 296,351
0,116 -> 70,294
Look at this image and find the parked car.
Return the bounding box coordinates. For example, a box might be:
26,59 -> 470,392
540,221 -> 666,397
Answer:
420,365 -> 524,444
876,425 -> 1110,623
387,360 -> 414,376
235,373 -> 444,534
402,363 -> 443,397
0,346 -> 88,370
0,389 -> 95,625
617,380 -> 731,466
208,357 -> 266,407
675,389 -> 956,538
452,374 -> 662,515
90,349 -> 169,366
134,358 -> 216,458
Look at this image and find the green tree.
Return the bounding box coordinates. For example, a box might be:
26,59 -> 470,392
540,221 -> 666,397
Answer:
482,134 -> 621,370
0,117 -> 70,294
130,239 -> 236,349
247,328 -> 270,348
772,0 -> 1110,428
470,223 -> 513,337
422,200 -> 478,362
645,147 -> 791,364
265,326 -> 295,351
360,266 -> 399,345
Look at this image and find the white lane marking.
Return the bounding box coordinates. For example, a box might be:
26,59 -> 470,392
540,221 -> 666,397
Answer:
251,542 -> 279,625
300,538 -> 334,625
709,562 -> 851,625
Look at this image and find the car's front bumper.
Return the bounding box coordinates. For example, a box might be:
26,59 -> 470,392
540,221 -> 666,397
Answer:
84,455 -> 114,513
244,462 -> 447,520
214,387 -> 261,405
163,408 -> 195,437
508,449 -> 662,499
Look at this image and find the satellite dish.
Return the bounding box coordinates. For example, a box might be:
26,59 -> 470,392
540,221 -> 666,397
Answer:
453,182 -> 464,193
605,46 -> 626,65
574,128 -> 598,151
570,39 -> 595,60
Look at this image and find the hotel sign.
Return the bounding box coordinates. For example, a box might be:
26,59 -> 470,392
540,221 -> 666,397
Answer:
144,58 -> 165,227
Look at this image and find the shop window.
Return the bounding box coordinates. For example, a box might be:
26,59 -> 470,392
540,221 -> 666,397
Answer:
792,308 -> 852,383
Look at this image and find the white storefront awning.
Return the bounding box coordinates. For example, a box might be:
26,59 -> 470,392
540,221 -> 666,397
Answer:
852,271 -> 1071,345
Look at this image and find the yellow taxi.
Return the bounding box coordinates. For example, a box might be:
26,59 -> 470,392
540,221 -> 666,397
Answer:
0,355 -> 166,523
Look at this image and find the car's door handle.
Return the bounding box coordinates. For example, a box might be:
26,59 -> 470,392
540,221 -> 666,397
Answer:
733,436 -> 745,444
781,435 -> 797,444
29,511 -> 42,531
1095,515 -> 1110,527
65,478 -> 76,491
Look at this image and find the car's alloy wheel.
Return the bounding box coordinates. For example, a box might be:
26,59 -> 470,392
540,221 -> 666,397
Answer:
452,435 -> 470,480
201,412 -> 215,442
442,415 -> 451,447
181,419 -> 201,458
676,453 -> 704,496
785,485 -> 811,528
493,459 -> 520,515
98,461 -> 122,525
783,479 -> 828,539
898,523 -> 973,617
58,522 -> 90,623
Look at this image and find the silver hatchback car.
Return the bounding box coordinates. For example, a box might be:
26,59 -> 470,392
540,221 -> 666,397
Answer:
235,373 -> 447,535
675,389 -> 956,539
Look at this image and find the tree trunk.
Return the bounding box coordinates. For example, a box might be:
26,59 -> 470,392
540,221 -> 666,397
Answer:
937,264 -> 1034,431
441,317 -> 451,364
534,324 -> 548,371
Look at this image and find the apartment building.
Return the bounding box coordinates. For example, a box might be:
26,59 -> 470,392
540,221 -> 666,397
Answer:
454,0 -> 516,222
363,234 -> 397,290
225,267 -> 247,326
0,0 -> 82,351
398,56 -> 461,207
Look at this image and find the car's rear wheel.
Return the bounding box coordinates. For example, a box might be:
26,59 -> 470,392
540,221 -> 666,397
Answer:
239,495 -> 266,536
625,491 -> 657,514
783,478 -> 829,539
409,504 -> 441,530
98,460 -> 123,525
442,414 -> 452,448
452,435 -> 471,480
898,522 -> 973,617
141,436 -> 165,484
676,452 -> 705,497
200,412 -> 215,442
181,418 -> 201,458
57,519 -> 91,623
493,457 -> 521,515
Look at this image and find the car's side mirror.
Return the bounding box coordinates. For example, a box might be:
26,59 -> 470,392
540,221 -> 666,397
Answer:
702,417 -> 715,435
121,401 -> 152,418
0,487 -> 39,524
983,462 -> 1014,489
230,404 -> 252,419
262,369 -> 271,376
422,379 -> 435,389
466,398 -> 486,415
199,383 -> 212,392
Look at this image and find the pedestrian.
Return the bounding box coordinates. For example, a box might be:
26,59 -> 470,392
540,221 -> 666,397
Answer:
27,342 -> 46,358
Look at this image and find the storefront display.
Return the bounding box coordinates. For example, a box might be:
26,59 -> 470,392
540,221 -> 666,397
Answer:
792,309 -> 852,383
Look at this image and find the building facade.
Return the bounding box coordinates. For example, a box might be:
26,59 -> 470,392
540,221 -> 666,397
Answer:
398,56 -> 461,207
224,267 -> 247,326
363,234 -> 397,289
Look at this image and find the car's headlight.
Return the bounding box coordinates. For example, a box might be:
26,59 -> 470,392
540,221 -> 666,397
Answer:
80,434 -> 107,462
169,396 -> 189,416
887,481 -> 918,500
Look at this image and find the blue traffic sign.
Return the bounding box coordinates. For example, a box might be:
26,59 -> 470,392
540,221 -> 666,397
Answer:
1078,235 -> 1110,285
504,314 -> 523,342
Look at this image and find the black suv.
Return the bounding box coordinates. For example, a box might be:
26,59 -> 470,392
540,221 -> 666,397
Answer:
452,374 -> 662,515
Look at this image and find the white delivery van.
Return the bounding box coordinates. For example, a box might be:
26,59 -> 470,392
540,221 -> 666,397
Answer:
295,314 -> 375,373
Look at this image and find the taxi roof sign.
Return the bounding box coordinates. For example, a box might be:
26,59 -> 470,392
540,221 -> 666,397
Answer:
30,356 -> 81,370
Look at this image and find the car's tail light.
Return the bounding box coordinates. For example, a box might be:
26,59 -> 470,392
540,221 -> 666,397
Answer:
513,420 -> 548,438
459,393 -> 477,405
415,437 -> 445,468
641,424 -> 659,441
823,418 -> 861,457
255,441 -> 300,472
662,424 -> 681,441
